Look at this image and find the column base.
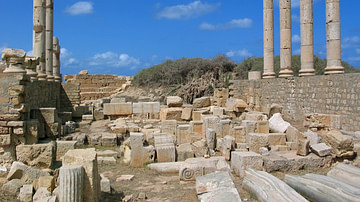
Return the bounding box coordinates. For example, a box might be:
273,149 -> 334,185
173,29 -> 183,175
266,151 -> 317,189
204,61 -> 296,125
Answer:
299,69 -> 315,77
37,73 -> 47,81
325,66 -> 344,75
47,75 -> 54,82
262,72 -> 276,79
278,69 -> 293,78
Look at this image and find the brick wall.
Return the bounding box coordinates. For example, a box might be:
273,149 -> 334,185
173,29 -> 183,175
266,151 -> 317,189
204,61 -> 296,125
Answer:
64,74 -> 132,101
229,73 -> 360,131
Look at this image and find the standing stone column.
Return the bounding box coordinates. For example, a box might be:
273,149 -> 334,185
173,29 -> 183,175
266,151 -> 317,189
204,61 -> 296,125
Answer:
53,37 -> 61,82
279,0 -> 293,78
33,0 -> 47,80
325,0 -> 344,74
59,165 -> 84,202
299,0 -> 315,76
263,0 -> 275,79
45,0 -> 54,81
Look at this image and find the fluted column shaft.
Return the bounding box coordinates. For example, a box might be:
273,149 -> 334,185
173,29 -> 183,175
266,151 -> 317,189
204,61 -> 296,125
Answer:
279,0 -> 293,78
325,0 -> 344,74
300,0 -> 315,76
59,165 -> 84,202
33,0 -> 47,80
53,37 -> 61,82
263,0 -> 275,79
45,0 -> 54,81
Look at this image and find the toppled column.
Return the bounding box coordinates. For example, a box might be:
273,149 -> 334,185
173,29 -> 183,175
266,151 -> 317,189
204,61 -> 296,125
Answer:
33,0 -> 47,80
52,36 -> 61,82
299,0 -> 315,76
325,0 -> 344,74
45,0 -> 54,81
279,0 -> 293,78
59,165 -> 84,202
24,56 -> 39,81
1,49 -> 27,73
263,0 -> 276,78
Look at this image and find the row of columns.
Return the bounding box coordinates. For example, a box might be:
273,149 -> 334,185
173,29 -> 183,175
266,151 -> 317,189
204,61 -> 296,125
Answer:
33,0 -> 61,82
263,0 -> 344,78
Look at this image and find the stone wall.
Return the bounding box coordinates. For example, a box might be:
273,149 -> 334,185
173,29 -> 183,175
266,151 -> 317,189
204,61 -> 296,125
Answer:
229,73 -> 360,131
61,82 -> 80,112
64,74 -> 132,101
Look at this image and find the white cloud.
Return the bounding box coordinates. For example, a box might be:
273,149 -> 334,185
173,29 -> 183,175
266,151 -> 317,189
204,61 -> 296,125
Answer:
60,48 -> 79,66
0,43 -> 7,53
344,36 -> 360,43
27,50 -> 33,56
225,49 -> 252,58
157,1 -> 220,20
200,18 -> 252,30
292,14 -> 300,23
356,48 -> 360,54
293,48 -> 301,55
65,1 -> 94,16
292,34 -> 300,43
348,57 -> 360,62
89,51 -> 140,69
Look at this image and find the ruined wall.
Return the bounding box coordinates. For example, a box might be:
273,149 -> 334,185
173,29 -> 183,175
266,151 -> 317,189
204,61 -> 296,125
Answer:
229,73 -> 360,131
64,74 -> 132,101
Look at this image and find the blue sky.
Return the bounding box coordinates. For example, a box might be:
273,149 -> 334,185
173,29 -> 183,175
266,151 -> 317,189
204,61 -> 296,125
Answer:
1,0 -> 360,76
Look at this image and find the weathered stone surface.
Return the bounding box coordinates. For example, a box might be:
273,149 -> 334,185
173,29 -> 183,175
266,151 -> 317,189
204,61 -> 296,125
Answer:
34,176 -> 55,193
212,107 -> 224,116
304,130 -> 322,146
129,132 -> 145,167
59,165 -> 84,202
16,141 -> 56,169
33,187 -> 51,201
285,125 -> 300,142
19,184 -> 33,202
244,169 -> 307,202
154,133 -> 175,163
2,179 -> 24,195
166,96 -> 183,107
231,126 -> 246,143
218,120 -> 231,138
231,152 -> 263,177
269,103 -> 283,118
103,103 -> 132,116
192,110 -> 207,121
147,162 -> 184,174
97,157 -> 117,165
225,98 -> 248,113
203,116 -> 220,139
327,163 -> 360,189
56,140 -> 77,160
285,174 -> 360,202
248,133 -> 269,153
176,143 -> 194,161
268,133 -> 286,146
181,107 -> 193,121
62,148 -> 100,202
179,156 -> 230,181
244,112 -> 267,121
101,133 -> 117,147
190,121 -> 203,137
116,175 -> 135,181
206,128 -> 216,150
160,108 -> 183,121
241,120 -> 257,135
310,143 -> 332,157
191,139 -> 208,157
323,130 -> 354,158
297,139 -> 310,156
304,113 -> 341,130
257,120 -> 269,133
177,124 -> 190,145
100,174 -> 111,193
221,136 -> 235,160
7,161 -> 50,184
193,97 -> 211,108
269,113 -> 290,133
196,171 -> 241,202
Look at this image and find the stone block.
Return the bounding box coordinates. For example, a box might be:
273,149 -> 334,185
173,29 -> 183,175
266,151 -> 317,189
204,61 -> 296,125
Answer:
7,161 -> 50,184
212,107 -> 224,116
310,143 -> 332,157
177,125 -> 190,145
203,116 -> 220,139
147,162 -> 183,174
100,174 -> 111,193
269,103 -> 283,118
192,110 -> 207,121
222,136 -> 235,160
241,120 -> 257,135
231,152 -> 263,177
257,120 -> 269,133
269,113 -> 290,133
33,187 -> 51,201
34,176 -> 55,192
297,139 -> 310,156
176,143 -> 194,161
97,157 -> 117,165
206,128 -> 216,150
111,97 -> 126,103
19,184 -> 33,202
285,125 -> 300,143
189,121 -> 203,137
94,109 -> 104,121
16,141 -> 56,169
0,134 -> 11,146
25,120 -> 39,144
103,103 -> 132,116
154,133 -> 175,163
231,126 -> 246,143
225,98 -> 248,113
193,97 -> 211,108
2,179 -> 24,195
161,120 -> 177,141
129,133 -> 145,167
286,141 -> 297,150
160,108 -> 183,121
248,133 -> 269,153
218,120 -> 231,138
323,130 -> 354,158
56,141 -> 77,160
39,108 -> 58,124
87,133 -> 102,146
268,133 -> 286,146
166,96 -> 183,107
62,148 -> 101,202
82,114 -> 93,121
181,108 -> 193,121
191,139 -> 208,157
101,133 -> 117,147
304,130 -> 322,146
244,112 -> 267,121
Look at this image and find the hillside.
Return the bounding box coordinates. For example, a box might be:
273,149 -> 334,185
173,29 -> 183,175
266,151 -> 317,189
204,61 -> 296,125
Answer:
133,55 -> 360,103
